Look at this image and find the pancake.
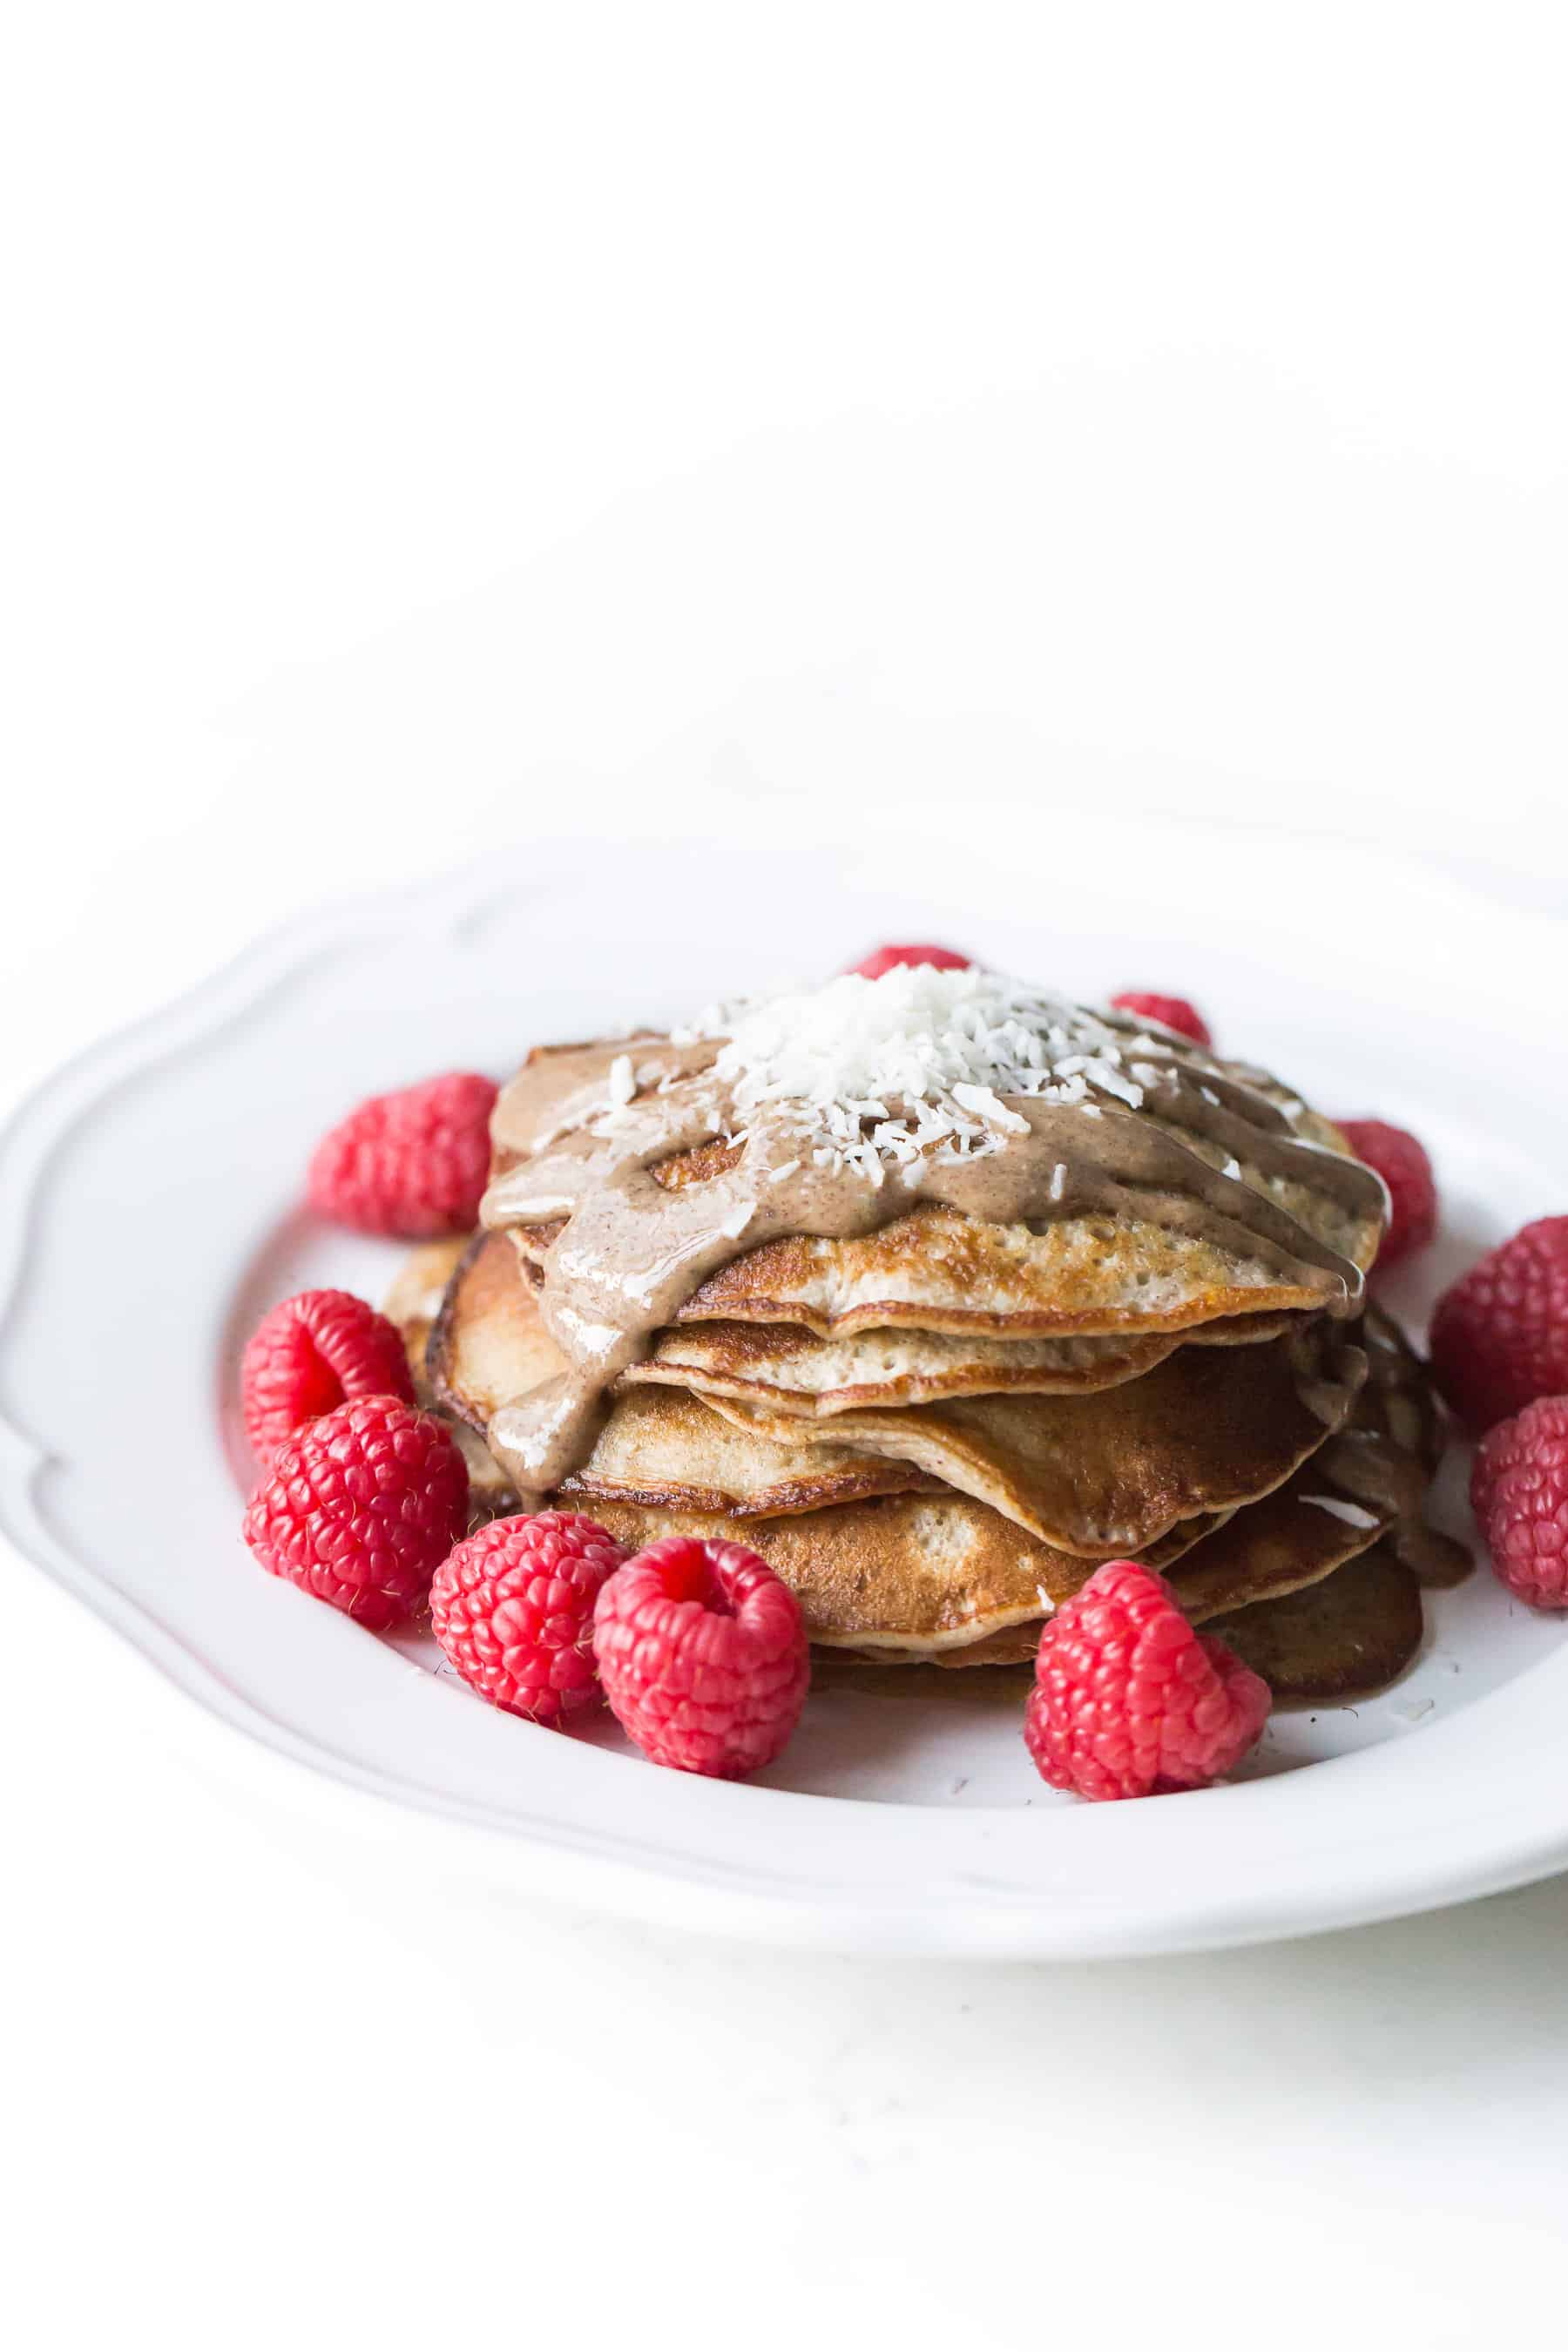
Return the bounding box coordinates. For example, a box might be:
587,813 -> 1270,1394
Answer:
859,1545 -> 1426,1698
514,1194 -> 1367,1341
624,1314 -> 1186,1414
896,1319 -> 1456,1656
571,1304 -> 1441,1672
581,1491 -> 1108,1652
701,1320 -> 1365,1555
383,1236 -> 471,1374
429,1229 -> 568,1433
436,1230 -> 1360,1556
580,1477 -> 1318,1656
807,1469 -> 1392,1666
442,1227 -> 1267,1434
384,1238 -> 518,1524
419,1222 -> 1447,1697
1166,1462 -> 1394,1620
1205,1544 -> 1424,1701
557,1383 -> 944,1517
619,1307 -> 1302,1420
556,1378 -> 1227,1562
494,1018 -> 1383,1349
1164,1308 -> 1462,1619
647,1087 -> 1382,1330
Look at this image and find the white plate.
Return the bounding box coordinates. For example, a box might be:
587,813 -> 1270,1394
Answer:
3,817 -> 1565,1956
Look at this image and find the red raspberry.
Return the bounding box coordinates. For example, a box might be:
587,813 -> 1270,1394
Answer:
1024,1561 -> 1269,1801
240,1288 -> 415,1470
1109,992 -> 1213,1049
1336,1119 -> 1437,1270
1429,1217 -> 1568,1433
592,1537 -> 810,1777
307,1071 -> 498,1237
1470,1397 -> 1568,1609
430,1511 -> 627,1724
243,1394 -> 468,1630
847,943 -> 972,980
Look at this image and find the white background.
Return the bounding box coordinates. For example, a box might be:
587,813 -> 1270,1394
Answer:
4,6 -> 1568,2347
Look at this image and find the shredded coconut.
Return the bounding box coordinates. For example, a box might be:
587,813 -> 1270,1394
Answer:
675,966 -> 1165,1176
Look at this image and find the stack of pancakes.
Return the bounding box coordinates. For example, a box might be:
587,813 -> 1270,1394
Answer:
389,994 -> 1468,1704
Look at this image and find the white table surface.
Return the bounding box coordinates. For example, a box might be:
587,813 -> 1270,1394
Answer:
7,10 -> 1568,2344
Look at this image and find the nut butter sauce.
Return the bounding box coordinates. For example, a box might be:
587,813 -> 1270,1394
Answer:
479,1018 -> 1386,1505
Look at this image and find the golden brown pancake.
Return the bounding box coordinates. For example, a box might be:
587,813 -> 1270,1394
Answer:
865,1544 -> 1427,1700
581,1491 -> 1106,1651
579,1484 -> 1295,1657
889,1329 -> 1461,1660
514,1195 -> 1366,1340
496,1021 -> 1382,1349
385,1237 -> 518,1524
558,1384 -> 944,1518
624,1313 -> 1186,1413
1205,1544 -> 1424,1702
558,1382 -> 1233,1556
887,1426 -> 1451,1684
618,1307 -> 1302,1421
429,1230 -> 567,1433
1166,1463 -> 1394,1620
419,1219 -> 1450,1701
701,1320 -> 1365,1556
383,1236 -> 471,1371
433,1231 -> 1361,1556
573,1315 -> 1444,1673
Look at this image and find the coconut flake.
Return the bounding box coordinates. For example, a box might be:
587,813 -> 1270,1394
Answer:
674,965 -> 1146,1173
1300,1494 -> 1381,1530
950,1082 -> 1030,1133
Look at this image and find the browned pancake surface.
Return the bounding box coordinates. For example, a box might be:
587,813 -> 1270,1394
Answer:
703,1321 -> 1364,1555
624,1315 -> 1185,1413
1205,1545 -> 1423,1701
386,1237 -> 518,1524
516,1197 -> 1358,1339
429,1230 -> 568,1431
558,1385 -> 943,1518
582,1492 -> 1104,1648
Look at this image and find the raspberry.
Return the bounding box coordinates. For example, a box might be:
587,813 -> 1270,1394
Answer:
430,1511 -> 627,1724
1109,992 -> 1213,1049
846,943 -> 972,980
307,1071 -> 498,1238
1337,1119 -> 1437,1269
1470,1397 -> 1568,1609
592,1537 -> 810,1777
243,1394 -> 468,1630
1024,1561 -> 1269,1801
1429,1217 -> 1568,1433
240,1288 -> 416,1470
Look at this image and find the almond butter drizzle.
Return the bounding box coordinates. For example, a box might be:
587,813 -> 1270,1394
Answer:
478,1032 -> 1384,1503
